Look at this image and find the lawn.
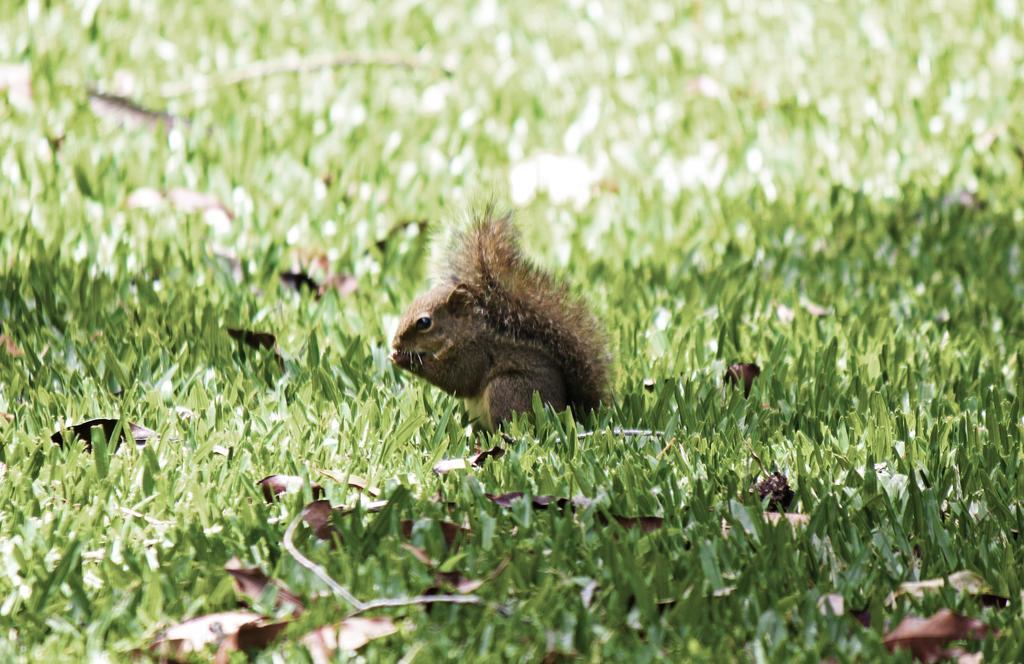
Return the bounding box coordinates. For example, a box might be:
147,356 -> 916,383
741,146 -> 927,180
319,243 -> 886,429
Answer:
1,0 -> 1023,661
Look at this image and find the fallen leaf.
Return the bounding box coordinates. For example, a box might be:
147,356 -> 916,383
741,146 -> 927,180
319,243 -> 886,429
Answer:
487,492 -> 542,508
432,571 -> 485,594
227,328 -> 276,350
319,273 -> 358,297
725,363 -> 761,398
888,571 -> 1007,607
279,271 -> 321,293
318,470 -> 381,497
151,610 -> 277,660
302,500 -> 341,541
485,492 -> 593,511
611,515 -> 664,532
883,609 -> 993,662
279,250 -> 357,299
224,557 -> 304,614
0,412 -> 12,423
301,617 -> 397,663
88,90 -> 184,130
51,418 -> 156,451
401,519 -> 471,547
227,328 -> 282,366
213,621 -> 289,664
0,63 -> 32,103
375,219 -> 429,251
258,475 -> 324,503
301,499 -> 390,540
400,543 -> 435,567
432,445 -> 505,474
0,334 -> 23,357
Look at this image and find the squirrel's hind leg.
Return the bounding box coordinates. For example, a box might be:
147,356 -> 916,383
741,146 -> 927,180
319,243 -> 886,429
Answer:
483,369 -> 567,428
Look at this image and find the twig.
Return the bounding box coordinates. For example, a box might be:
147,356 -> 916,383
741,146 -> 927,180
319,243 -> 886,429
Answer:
159,51 -> 443,98
283,513 -> 365,610
282,513 -> 482,615
348,594 -> 482,617
576,428 -> 662,439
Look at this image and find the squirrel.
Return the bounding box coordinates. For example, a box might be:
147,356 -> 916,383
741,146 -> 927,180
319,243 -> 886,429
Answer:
390,207 -> 611,431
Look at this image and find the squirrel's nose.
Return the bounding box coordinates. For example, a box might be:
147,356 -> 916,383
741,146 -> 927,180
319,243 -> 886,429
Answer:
390,349 -> 411,369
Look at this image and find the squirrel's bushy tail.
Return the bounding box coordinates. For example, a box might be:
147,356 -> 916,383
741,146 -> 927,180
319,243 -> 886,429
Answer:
440,205 -> 611,415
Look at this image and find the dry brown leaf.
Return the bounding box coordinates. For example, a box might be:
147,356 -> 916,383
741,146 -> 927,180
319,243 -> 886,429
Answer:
302,500 -> 340,541
401,519 -> 470,547
51,418 -> 156,451
319,273 -> 358,297
318,470 -> 381,497
258,475 -> 324,503
432,445 -> 505,474
0,334 -> 24,357
400,543 -> 435,567
88,90 -> 183,130
376,218 -> 429,250
212,621 -> 289,664
228,328 -> 277,350
433,571 -> 485,594
224,557 -> 304,614
883,609 -> 993,662
0,412 -> 12,423
889,571 -> 985,604
611,515 -> 664,532
301,616 -> 397,663
151,610 -> 282,660
725,363 -> 761,398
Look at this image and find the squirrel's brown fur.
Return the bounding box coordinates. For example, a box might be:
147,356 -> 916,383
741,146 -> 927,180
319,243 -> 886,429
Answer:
390,207 -> 610,429
442,209 -> 610,412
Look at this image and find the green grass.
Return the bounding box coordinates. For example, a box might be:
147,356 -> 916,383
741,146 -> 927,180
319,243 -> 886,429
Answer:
2,0 -> 1024,661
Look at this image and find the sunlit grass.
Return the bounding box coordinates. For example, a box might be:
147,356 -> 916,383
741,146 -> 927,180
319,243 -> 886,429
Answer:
1,0 -> 1022,660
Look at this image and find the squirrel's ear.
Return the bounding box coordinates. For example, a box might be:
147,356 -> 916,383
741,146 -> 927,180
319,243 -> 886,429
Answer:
445,284 -> 474,315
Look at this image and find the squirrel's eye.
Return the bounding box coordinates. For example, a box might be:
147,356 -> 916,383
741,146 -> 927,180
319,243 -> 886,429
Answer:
415,316 -> 432,331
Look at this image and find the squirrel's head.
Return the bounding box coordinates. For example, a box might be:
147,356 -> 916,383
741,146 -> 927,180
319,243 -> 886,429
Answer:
390,284 -> 479,375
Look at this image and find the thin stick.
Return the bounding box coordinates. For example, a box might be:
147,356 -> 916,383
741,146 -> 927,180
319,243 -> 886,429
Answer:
348,594 -> 482,617
282,513 -> 483,615
283,513 -> 365,611
159,52 -> 443,98
576,428 -> 662,439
